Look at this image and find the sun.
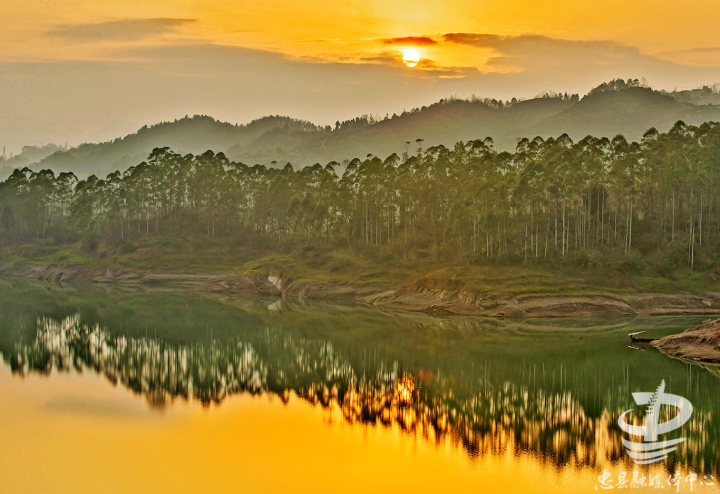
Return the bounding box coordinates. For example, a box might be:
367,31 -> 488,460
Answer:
402,49 -> 420,68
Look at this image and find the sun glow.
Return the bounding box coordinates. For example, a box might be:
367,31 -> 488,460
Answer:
402,49 -> 420,67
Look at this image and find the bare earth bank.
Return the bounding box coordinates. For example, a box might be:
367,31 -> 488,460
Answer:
653,318 -> 720,364
4,263 -> 720,318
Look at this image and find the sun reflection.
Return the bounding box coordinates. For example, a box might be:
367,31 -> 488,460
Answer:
397,374 -> 415,404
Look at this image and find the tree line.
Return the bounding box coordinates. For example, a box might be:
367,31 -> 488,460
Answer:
2,120 -> 720,272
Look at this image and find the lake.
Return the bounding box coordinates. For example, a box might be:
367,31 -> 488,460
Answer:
1,279 -> 719,493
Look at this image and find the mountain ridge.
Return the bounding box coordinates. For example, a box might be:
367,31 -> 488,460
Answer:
3,85 -> 720,178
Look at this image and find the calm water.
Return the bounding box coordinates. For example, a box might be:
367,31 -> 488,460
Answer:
1,279 -> 720,493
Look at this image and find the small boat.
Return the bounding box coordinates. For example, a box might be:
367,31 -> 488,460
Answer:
628,331 -> 658,343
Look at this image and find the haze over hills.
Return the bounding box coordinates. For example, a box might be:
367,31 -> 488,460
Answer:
3,81 -> 720,179
529,86 -> 720,139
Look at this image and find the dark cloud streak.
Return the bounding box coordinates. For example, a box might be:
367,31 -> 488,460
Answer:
442,32 -> 664,73
47,18 -> 196,41
382,36 -> 437,45
442,33 -> 503,46
667,47 -> 720,54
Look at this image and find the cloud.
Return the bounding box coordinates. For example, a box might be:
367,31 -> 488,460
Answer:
336,50 -> 470,77
656,46 -> 720,67
0,42 -> 494,153
443,33 -> 503,46
47,18 -> 196,41
442,32 -> 640,64
440,32 -> 715,76
675,47 -> 720,54
381,36 -> 437,46
654,46 -> 720,67
299,38 -> 346,44
2,39 -> 719,153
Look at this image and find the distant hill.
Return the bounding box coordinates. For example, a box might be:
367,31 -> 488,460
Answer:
298,96 -> 577,165
664,84 -> 720,106
14,83 -> 720,178
24,115 -> 319,178
530,87 -> 720,140
0,144 -> 65,180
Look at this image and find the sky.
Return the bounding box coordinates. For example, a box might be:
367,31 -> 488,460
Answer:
1,0 -> 720,153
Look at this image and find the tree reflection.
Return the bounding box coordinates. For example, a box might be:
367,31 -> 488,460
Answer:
3,314 -> 719,477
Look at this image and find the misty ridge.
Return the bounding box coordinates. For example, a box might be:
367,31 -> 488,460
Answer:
2,78 -> 720,181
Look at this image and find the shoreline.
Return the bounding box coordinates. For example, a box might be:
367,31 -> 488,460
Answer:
4,262 -> 720,318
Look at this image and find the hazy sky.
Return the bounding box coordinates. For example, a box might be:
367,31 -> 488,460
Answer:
1,0 -> 719,153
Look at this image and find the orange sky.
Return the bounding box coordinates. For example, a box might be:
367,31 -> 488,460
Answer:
1,0 -> 719,151
4,0 -> 720,67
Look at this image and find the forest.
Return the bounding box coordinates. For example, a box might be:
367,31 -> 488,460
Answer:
2,119 -> 720,274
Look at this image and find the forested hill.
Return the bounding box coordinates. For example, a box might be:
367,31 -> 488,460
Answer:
4,120 -> 720,275
529,87 -> 720,139
17,116 -> 319,180
8,84 -> 720,179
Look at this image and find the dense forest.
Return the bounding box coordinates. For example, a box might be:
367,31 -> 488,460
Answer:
2,120 -> 720,273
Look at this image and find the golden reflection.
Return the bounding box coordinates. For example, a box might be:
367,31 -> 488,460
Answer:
4,314 -> 720,481
397,374 -> 415,404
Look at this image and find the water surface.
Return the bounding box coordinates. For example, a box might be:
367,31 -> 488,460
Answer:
1,280 -> 719,493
